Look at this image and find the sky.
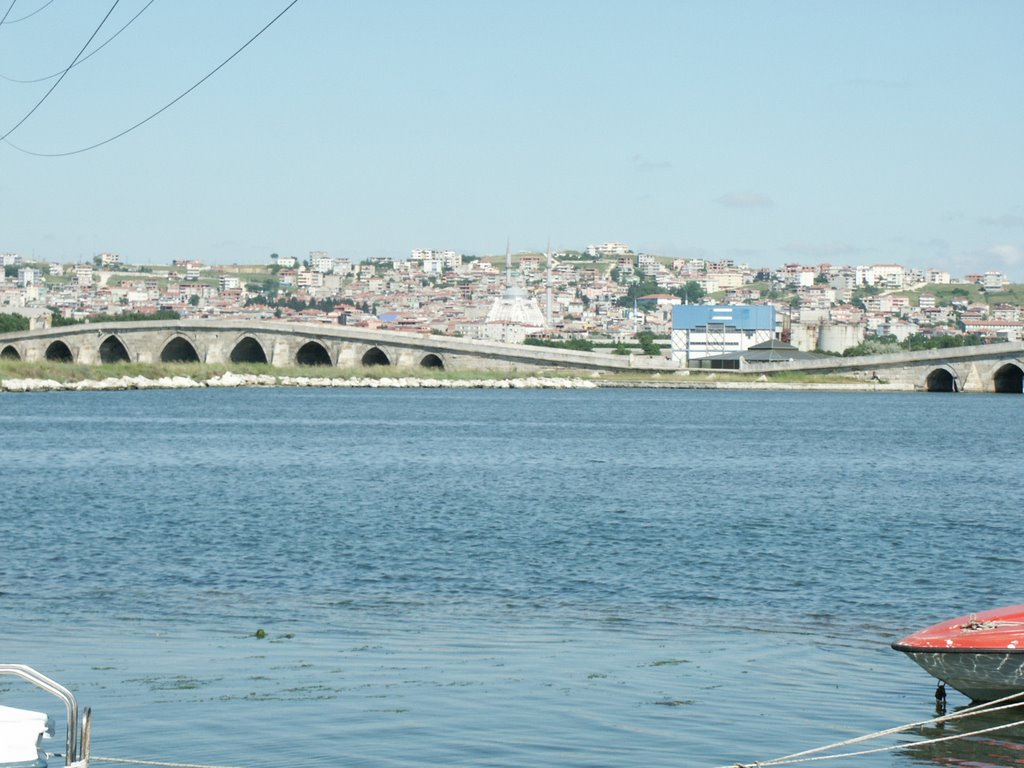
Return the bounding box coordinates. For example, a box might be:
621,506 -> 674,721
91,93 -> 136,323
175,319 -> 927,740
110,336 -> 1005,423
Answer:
0,0 -> 1022,279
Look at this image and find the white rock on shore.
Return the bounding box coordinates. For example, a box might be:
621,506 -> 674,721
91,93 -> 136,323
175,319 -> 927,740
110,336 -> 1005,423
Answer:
0,374 -> 599,392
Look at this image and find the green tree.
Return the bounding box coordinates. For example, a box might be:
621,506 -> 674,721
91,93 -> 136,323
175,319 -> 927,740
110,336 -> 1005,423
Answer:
525,338 -> 594,352
842,335 -> 901,356
673,280 -> 705,303
0,313 -> 29,333
48,307 -> 78,327
851,285 -> 882,305
636,330 -> 661,356
615,269 -> 661,306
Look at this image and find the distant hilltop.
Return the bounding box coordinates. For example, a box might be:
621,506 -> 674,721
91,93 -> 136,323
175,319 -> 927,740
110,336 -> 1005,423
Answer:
1,248 -> 1022,356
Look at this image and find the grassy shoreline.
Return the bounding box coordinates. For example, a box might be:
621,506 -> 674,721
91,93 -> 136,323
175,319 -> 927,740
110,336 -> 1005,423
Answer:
0,359 -> 873,389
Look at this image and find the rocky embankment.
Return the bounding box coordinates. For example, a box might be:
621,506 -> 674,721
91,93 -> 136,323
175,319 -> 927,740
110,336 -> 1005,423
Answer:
0,372 -> 599,392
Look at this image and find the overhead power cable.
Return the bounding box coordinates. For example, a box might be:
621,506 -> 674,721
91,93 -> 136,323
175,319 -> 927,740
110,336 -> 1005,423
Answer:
0,0 -> 18,26
0,0 -> 155,84
2,0 -> 56,24
0,0 -> 121,143
4,0 -> 299,157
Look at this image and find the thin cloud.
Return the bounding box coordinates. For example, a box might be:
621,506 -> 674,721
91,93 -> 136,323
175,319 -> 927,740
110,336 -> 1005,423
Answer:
844,77 -> 912,89
637,244 -> 708,259
717,192 -> 774,208
980,214 -> 1024,228
990,244 -> 1024,266
782,241 -> 859,259
945,246 -> 1024,282
630,154 -> 673,172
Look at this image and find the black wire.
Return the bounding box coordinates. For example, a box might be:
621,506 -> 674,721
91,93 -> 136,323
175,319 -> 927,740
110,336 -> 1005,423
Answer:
0,0 -> 155,84
0,0 -> 121,142
2,0 -> 56,24
4,0 -> 299,157
0,0 -> 18,26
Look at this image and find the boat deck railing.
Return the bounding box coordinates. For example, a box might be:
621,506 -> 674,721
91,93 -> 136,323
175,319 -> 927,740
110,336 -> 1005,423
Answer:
0,664 -> 90,766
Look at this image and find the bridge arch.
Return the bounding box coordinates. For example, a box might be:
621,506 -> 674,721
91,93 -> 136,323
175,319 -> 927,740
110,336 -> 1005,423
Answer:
296,340 -> 332,366
361,346 -> 391,367
420,353 -> 444,370
1,344 -> 20,360
230,336 -> 268,364
160,336 -> 201,363
924,366 -> 958,393
99,335 -> 131,364
45,340 -> 74,362
993,362 -> 1024,394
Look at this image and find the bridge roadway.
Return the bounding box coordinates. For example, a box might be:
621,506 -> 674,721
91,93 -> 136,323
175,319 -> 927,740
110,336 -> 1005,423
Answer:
0,319 -> 678,374
0,319 -> 1021,391
744,340 -> 1024,393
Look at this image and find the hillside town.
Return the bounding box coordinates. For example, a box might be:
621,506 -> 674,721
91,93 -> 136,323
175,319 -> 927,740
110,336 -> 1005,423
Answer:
2,243 -> 1023,358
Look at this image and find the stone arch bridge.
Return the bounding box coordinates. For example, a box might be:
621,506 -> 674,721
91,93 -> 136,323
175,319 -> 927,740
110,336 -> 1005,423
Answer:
745,340 -> 1024,393
1,320 -> 1022,391
0,319 -> 669,373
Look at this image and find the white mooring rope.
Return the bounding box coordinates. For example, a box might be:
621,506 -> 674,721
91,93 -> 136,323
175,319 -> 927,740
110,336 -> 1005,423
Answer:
715,689 -> 1024,768
92,758 -> 246,768
80,690 -> 1024,768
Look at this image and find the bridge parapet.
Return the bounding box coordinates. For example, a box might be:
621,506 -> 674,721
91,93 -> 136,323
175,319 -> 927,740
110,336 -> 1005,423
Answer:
745,341 -> 1024,392
0,319 -> 681,374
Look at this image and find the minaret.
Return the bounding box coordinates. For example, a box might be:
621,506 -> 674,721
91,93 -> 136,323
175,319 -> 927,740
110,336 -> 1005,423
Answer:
505,239 -> 513,290
545,239 -> 553,327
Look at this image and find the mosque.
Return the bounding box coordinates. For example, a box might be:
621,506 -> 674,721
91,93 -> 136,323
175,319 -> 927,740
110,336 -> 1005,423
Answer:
482,249 -> 547,343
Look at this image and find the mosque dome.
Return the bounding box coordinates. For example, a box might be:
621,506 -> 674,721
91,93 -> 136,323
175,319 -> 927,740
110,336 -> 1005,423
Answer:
486,289 -> 546,327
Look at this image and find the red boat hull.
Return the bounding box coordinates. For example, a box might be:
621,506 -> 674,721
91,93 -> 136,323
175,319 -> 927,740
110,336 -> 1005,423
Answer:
893,604 -> 1024,701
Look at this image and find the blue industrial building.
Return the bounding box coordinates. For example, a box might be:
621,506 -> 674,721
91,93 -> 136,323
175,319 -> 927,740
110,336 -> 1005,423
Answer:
670,304 -> 777,364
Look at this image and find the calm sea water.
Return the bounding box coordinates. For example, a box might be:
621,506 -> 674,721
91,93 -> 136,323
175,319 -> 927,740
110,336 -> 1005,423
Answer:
1,388 -> 1023,768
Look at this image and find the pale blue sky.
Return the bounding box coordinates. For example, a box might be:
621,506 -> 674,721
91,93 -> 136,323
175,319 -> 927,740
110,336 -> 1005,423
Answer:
1,1 -> 1022,278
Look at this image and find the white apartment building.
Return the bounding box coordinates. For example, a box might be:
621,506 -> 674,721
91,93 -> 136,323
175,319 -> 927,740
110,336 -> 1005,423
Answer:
219,275 -> 241,291
296,269 -> 325,289
99,252 -> 120,267
636,253 -> 660,272
798,285 -> 836,310
310,252 -> 335,273
927,269 -> 951,284
854,264 -> 905,289
411,249 -> 462,271
982,271 -> 1008,290
75,264 -> 94,285
854,265 -> 874,286
873,264 -> 905,289
586,242 -> 632,257
905,268 -> 926,287
17,268 -> 41,287
709,271 -> 745,291
779,264 -> 816,288
420,256 -> 443,274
